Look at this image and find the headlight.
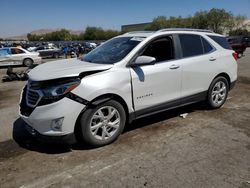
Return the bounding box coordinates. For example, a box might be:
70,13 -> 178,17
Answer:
42,79 -> 80,98
37,78 -> 81,106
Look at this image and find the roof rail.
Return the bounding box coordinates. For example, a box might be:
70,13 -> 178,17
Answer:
157,28 -> 214,33
123,31 -> 154,35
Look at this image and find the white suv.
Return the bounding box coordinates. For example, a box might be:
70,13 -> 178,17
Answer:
19,29 -> 237,147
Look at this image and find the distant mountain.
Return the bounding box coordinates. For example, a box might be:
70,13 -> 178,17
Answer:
4,34 -> 27,40
29,29 -> 83,35
3,28 -> 84,40
29,29 -> 58,35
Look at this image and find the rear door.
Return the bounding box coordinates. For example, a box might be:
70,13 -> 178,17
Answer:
178,34 -> 216,99
130,35 -> 182,116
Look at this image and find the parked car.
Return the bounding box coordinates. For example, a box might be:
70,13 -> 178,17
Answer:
227,36 -> 248,57
32,46 -> 63,58
0,47 -> 41,67
243,36 -> 250,47
20,29 -> 237,147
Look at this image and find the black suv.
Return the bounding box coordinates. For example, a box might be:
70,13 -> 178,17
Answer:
33,46 -> 63,58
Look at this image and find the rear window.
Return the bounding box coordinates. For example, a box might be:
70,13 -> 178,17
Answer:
208,35 -> 232,50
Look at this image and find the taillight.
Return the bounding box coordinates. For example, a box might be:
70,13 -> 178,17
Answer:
232,52 -> 238,61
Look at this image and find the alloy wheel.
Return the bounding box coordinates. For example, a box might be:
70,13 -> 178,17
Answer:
211,81 -> 227,105
90,106 -> 120,140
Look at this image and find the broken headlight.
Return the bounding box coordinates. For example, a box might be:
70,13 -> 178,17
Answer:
38,78 -> 81,105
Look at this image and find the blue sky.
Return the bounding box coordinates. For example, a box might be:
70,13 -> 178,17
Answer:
0,0 -> 249,37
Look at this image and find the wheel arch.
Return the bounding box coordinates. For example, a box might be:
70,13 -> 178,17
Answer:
74,93 -> 130,140
88,93 -> 129,119
213,72 -> 231,87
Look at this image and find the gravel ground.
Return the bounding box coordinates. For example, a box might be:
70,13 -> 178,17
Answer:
0,50 -> 249,188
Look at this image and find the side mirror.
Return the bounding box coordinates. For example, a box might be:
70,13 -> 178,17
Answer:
132,56 -> 156,66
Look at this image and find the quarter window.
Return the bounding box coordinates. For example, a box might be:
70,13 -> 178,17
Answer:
201,37 -> 214,53
208,35 -> 232,50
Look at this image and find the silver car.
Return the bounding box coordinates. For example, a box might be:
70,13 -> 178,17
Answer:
0,47 -> 41,67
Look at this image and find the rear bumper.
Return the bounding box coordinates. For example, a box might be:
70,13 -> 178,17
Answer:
33,57 -> 42,64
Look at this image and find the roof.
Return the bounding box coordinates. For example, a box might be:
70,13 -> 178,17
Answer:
122,31 -> 155,37
122,28 -> 217,38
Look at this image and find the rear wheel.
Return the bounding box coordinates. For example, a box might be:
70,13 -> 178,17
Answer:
79,100 -> 126,147
207,76 -> 229,109
23,58 -> 33,67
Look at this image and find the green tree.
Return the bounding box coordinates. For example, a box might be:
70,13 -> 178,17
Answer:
206,8 -> 232,33
229,29 -> 249,36
192,11 -> 209,29
104,30 -> 120,39
84,27 -> 100,40
224,15 -> 247,34
145,16 -> 168,30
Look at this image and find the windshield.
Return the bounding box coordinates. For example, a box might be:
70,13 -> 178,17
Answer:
0,48 -> 10,56
82,37 -> 143,64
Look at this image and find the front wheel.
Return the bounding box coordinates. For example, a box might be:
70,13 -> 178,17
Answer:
79,100 -> 126,147
207,76 -> 229,109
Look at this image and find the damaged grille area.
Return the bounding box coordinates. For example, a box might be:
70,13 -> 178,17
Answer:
26,90 -> 40,106
26,81 -> 43,107
20,86 -> 35,116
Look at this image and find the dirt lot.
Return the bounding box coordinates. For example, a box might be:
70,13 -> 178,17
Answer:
0,50 -> 250,188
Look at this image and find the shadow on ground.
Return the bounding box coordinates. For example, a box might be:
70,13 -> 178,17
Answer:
12,118 -> 83,154
5,102 -> 208,156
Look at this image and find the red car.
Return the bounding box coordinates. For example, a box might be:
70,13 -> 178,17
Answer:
227,36 -> 248,57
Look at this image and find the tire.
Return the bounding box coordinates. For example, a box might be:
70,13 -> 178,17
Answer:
207,76 -> 229,109
238,53 -> 243,58
79,100 -> 126,147
53,53 -> 59,58
23,58 -> 33,67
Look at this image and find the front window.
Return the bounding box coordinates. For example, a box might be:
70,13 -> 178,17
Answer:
82,37 -> 143,64
11,48 -> 25,54
141,36 -> 175,62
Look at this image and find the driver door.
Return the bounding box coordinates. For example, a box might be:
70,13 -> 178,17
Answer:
130,36 -> 182,117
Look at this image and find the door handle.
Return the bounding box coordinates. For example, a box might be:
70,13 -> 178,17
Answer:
169,64 -> 180,70
209,57 -> 216,61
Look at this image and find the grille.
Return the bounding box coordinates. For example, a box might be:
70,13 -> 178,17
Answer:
26,81 -> 43,107
20,86 -> 35,116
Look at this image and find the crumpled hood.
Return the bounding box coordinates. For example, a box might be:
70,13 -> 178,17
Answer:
28,58 -> 113,81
